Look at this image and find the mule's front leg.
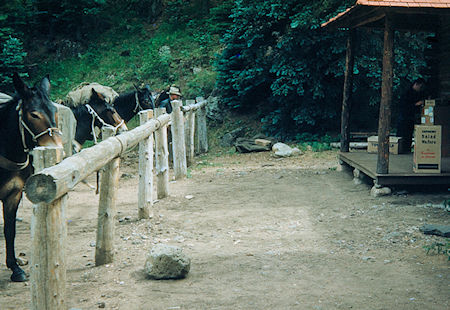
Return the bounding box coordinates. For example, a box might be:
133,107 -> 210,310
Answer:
3,191 -> 27,282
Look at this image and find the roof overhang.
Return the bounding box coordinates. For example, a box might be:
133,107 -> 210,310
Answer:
322,1 -> 450,32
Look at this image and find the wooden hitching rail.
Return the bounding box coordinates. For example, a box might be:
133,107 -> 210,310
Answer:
24,96 -> 209,310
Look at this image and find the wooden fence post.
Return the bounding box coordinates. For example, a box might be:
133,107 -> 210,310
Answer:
155,108 -> 169,199
30,146 -> 66,310
170,100 -> 187,179
95,127 -> 120,266
186,109 -> 195,166
53,103 -> 77,157
138,110 -> 154,219
196,97 -> 208,154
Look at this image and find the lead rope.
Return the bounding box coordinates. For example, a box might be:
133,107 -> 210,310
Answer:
133,91 -> 142,113
84,103 -> 125,195
84,104 -> 125,144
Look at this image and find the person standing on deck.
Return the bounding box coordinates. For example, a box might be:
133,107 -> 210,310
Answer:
396,78 -> 427,152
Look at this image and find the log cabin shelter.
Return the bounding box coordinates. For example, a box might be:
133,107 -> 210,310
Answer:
322,0 -> 450,187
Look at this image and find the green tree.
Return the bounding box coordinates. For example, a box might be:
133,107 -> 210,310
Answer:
216,0 -> 429,139
0,24 -> 27,90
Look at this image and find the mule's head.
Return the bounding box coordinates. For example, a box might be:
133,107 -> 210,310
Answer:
12,73 -> 63,148
90,89 -> 128,133
135,84 -> 155,110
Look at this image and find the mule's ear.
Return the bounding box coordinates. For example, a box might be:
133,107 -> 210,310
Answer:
12,72 -> 31,98
40,75 -> 51,95
91,88 -> 99,98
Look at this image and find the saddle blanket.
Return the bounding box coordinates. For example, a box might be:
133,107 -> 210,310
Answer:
64,82 -> 119,107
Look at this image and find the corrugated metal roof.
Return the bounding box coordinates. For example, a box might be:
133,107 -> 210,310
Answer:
322,0 -> 450,28
357,0 -> 450,8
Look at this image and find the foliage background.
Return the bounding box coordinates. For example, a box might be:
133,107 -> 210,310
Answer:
0,0 -> 431,139
215,0 -> 431,139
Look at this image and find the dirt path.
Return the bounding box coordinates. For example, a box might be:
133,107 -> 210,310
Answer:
1,150 -> 449,309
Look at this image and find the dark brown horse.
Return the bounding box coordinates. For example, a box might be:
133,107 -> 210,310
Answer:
67,88 -> 128,152
0,73 -> 63,282
113,84 -> 155,122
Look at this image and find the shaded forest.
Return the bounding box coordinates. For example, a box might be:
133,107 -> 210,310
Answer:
1,0 -> 432,139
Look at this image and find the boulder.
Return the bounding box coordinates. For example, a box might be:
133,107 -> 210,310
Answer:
205,96 -> 224,123
221,127 -> 245,147
420,224 -> 450,237
144,244 -> 190,280
272,142 -> 293,157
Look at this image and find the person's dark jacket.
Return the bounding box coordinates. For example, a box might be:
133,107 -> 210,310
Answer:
158,98 -> 172,114
396,84 -> 426,148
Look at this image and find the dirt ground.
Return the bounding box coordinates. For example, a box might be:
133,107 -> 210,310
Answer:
0,149 -> 449,310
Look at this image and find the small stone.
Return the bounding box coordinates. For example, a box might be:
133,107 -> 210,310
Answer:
16,256 -> 28,266
371,186 -> 392,197
90,241 -> 96,247
185,195 -> 194,200
98,302 -> 106,308
291,147 -> 303,156
16,217 -> 23,222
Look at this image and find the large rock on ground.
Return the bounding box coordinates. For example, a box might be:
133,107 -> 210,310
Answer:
272,142 -> 294,157
144,244 -> 190,280
221,127 -> 245,147
420,224 -> 450,237
206,96 -> 225,123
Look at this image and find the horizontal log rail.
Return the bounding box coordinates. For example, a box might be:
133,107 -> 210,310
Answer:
180,99 -> 207,113
25,95 -> 211,310
25,114 -> 170,204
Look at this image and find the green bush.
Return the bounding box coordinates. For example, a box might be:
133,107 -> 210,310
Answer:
215,0 -> 430,138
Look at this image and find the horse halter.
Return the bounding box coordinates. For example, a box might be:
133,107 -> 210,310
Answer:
84,103 -> 125,144
16,100 -> 61,153
133,91 -> 143,113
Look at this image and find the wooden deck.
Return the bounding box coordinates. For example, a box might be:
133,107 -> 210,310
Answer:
339,151 -> 450,186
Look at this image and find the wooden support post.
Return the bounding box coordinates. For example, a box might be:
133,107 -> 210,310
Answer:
186,109 -> 195,166
155,108 -> 169,199
95,127 -> 120,266
30,146 -> 66,310
196,97 -> 208,154
138,110 -> 154,219
377,16 -> 394,174
185,99 -> 195,161
340,29 -> 355,153
170,100 -> 187,179
53,103 -> 77,157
